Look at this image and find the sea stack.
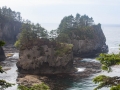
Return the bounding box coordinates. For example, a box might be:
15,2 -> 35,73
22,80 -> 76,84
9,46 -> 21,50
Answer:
17,39 -> 74,74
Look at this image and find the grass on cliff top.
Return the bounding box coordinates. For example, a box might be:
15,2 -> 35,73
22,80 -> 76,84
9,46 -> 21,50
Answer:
55,43 -> 73,56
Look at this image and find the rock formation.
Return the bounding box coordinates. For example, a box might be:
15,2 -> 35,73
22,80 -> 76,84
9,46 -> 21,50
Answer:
0,47 -> 5,61
17,39 -> 74,74
0,21 -> 21,44
70,24 -> 108,57
57,14 -> 108,57
0,6 -> 22,44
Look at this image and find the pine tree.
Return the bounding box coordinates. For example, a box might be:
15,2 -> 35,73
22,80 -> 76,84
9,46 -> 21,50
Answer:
93,51 -> 120,90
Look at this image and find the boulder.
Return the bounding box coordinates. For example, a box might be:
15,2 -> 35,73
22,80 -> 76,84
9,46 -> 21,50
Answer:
17,75 -> 42,87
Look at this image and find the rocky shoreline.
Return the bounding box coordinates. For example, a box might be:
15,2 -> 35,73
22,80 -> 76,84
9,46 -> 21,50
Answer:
1,46 -> 102,90
17,57 -> 101,90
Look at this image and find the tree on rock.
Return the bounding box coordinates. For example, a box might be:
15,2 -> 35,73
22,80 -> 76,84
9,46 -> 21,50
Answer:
14,21 -> 48,48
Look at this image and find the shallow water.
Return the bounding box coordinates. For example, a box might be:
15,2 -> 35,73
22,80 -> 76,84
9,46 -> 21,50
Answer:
0,53 -> 18,90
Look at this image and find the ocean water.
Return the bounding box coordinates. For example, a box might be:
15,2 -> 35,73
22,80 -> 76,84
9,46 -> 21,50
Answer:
0,25 -> 120,90
102,26 -> 120,54
66,25 -> 120,90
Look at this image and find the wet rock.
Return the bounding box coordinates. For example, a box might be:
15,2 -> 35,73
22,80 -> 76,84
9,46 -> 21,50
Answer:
0,47 -> 6,61
5,53 -> 14,58
3,45 -> 19,53
2,67 -> 11,71
17,75 -> 42,87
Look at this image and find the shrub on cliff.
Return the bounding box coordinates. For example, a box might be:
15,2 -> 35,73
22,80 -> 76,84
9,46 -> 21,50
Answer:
14,40 -> 20,48
0,41 -> 5,46
55,43 -> 73,56
93,51 -> 120,90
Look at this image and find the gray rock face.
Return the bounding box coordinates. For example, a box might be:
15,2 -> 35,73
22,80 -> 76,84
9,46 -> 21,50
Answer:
0,21 -> 21,44
0,47 -> 5,61
70,24 -> 108,57
17,40 -> 74,74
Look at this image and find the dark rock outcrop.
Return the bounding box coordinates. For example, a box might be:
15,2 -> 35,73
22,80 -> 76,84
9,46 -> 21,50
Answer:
70,24 -> 108,57
0,21 -> 21,44
0,47 -> 5,61
17,39 -> 74,74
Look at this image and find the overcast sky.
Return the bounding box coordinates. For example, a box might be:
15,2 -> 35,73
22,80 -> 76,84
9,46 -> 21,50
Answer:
0,0 -> 120,30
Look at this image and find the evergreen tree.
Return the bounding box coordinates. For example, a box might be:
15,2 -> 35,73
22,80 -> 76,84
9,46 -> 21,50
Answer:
0,6 -> 22,22
93,51 -> 120,90
14,21 -> 48,48
55,13 -> 95,43
49,30 -> 58,39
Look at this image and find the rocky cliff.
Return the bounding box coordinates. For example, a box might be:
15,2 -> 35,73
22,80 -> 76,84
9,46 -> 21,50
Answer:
0,47 -> 5,61
17,39 -> 74,74
57,14 -> 108,57
0,21 -> 21,44
69,24 -> 108,57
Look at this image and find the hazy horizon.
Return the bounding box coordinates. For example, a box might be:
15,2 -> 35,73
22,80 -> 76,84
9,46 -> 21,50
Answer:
0,0 -> 120,30
40,23 -> 120,31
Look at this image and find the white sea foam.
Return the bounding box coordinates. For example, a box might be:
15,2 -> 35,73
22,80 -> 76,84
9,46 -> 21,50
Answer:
77,68 -> 86,72
9,53 -> 19,59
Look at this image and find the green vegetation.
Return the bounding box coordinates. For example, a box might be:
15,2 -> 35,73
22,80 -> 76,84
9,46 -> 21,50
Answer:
55,43 -> 73,56
0,41 -> 5,46
96,53 -> 120,72
58,14 -> 94,34
0,6 -> 99,46
14,40 -> 20,48
52,13 -> 96,43
14,21 -> 48,48
49,30 -> 58,39
0,6 -> 22,44
18,83 -> 50,90
0,6 -> 48,46
14,13 -> 97,49
56,33 -> 69,43
0,79 -> 14,89
0,6 -> 22,22
93,49 -> 120,90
